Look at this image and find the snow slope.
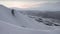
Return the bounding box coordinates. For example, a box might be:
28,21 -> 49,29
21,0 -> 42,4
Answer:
0,20 -> 50,34
0,5 -> 60,34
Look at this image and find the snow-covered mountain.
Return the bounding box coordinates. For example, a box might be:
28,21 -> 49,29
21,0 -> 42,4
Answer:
0,5 -> 60,34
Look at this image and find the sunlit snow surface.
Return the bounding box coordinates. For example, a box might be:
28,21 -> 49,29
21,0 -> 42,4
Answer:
0,5 -> 60,34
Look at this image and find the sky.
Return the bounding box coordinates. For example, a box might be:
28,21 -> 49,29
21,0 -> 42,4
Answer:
0,1 -> 47,8
0,0 -> 60,10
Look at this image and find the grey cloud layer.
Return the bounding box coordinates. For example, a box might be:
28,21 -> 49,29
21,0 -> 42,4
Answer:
0,0 -> 60,1
29,1 -> 60,11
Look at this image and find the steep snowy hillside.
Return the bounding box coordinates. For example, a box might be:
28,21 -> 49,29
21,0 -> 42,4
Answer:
0,5 -> 16,23
0,5 -> 60,34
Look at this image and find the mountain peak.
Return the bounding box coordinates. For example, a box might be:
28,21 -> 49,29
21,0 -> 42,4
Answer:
0,5 -> 5,7
0,4 -> 10,10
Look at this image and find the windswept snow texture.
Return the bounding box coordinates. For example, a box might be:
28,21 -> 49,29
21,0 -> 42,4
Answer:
0,5 -> 60,34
